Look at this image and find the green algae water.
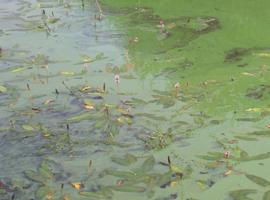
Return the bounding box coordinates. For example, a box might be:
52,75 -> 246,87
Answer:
1,0 -> 270,199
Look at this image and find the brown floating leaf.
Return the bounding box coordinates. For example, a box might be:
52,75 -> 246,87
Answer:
70,182 -> 84,190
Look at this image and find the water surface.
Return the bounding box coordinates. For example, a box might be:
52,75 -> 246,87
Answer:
1,0 -> 270,200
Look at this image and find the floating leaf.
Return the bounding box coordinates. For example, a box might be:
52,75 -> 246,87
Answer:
170,164 -> 183,174
0,188 -> 6,195
67,113 -> 93,123
11,67 -> 27,73
117,116 -> 132,125
248,131 -> 270,136
24,170 -> 46,184
263,190 -> 270,200
136,113 -> 166,121
43,99 -> 55,105
169,181 -> 177,187
242,152 -> 270,161
79,191 -> 105,199
22,124 -> 35,131
158,171 -> 173,188
123,98 -> 146,106
126,154 -> 137,164
245,174 -> 270,187
111,185 -> 145,192
198,152 -> 223,161
246,108 -> 270,112
141,156 -> 155,172
35,186 -> 51,199
0,85 -> 7,93
236,118 -> 260,122
240,151 -> 249,159
38,161 -> 53,180
47,17 -> 60,24
60,71 -> 75,76
104,169 -> 136,179
234,135 -> 257,141
229,189 -> 257,200
111,154 -> 137,166
83,99 -> 95,110
224,170 -> 232,176
71,182 -> 84,190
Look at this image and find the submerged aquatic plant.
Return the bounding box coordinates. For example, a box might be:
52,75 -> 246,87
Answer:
138,129 -> 174,150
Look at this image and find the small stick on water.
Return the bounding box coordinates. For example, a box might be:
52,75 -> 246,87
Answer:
114,74 -> 120,94
174,82 -> 180,97
103,82 -> 106,92
95,0 -> 103,20
45,65 -> 49,84
27,83 -> 30,91
9,120 -> 15,129
81,0 -> 84,9
167,156 -> 171,165
44,22 -> 51,32
88,160 -> 93,176
62,81 -> 74,95
104,106 -> 109,117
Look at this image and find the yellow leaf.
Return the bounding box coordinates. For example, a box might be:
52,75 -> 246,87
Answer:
22,124 -> 34,131
245,108 -> 270,112
197,181 -> 207,190
45,192 -> 53,200
44,99 -> 54,105
63,195 -> 70,200
83,99 -> 94,110
170,164 -> 183,173
11,67 -> 26,73
167,23 -> 176,29
0,85 -> 7,93
170,181 -> 178,187
242,72 -> 255,77
224,170 -> 232,176
47,17 -> 60,24
71,182 -> 83,190
80,85 -> 91,92
255,53 -> 270,58
60,71 -> 75,76
81,55 -> 91,63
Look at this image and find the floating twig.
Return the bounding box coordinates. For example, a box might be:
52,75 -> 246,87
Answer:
88,160 -> 93,176
95,0 -> 103,20
27,83 -> 30,91
103,82 -> 106,92
62,81 -> 74,95
167,156 -> 171,165
114,74 -> 120,94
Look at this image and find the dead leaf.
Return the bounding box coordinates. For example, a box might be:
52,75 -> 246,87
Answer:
70,182 -> 84,190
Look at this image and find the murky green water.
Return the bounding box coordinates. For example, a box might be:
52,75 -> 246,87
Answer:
1,0 -> 270,200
